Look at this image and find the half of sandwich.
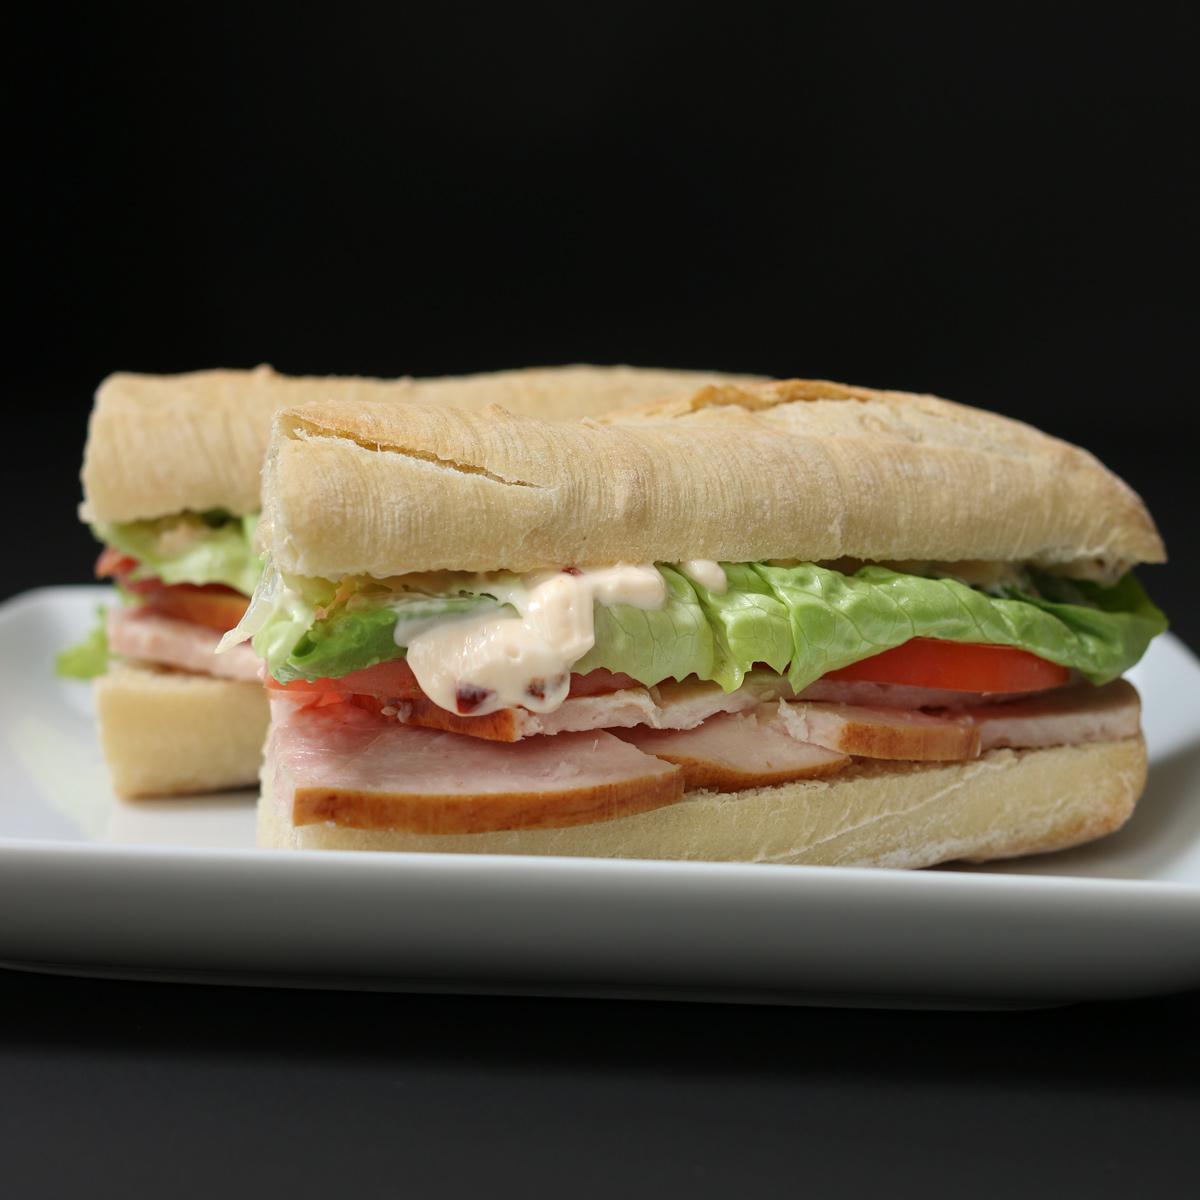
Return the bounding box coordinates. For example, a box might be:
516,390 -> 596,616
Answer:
66,363 -> 763,798
227,378 -> 1168,868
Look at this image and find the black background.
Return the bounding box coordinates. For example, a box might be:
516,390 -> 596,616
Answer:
5,4 -> 1199,1195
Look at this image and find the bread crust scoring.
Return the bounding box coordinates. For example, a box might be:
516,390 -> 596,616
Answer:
262,378 -> 1164,577
80,363 -> 766,523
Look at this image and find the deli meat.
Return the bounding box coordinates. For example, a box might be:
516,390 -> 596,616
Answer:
615,710 -> 848,790
775,679 -> 1140,761
536,677 -> 762,736
966,679 -> 1140,750
370,662 -> 1139,764
267,699 -> 684,834
396,676 -> 763,742
108,607 -> 262,683
267,676 -> 1142,833
778,700 -> 982,761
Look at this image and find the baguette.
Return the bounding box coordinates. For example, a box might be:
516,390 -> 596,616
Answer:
95,665 -> 269,798
80,363 -> 765,523
263,379 -> 1163,579
245,375 -> 1165,866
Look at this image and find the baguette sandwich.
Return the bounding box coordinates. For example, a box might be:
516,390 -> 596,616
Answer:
230,378 -> 1168,868
66,363 -> 762,797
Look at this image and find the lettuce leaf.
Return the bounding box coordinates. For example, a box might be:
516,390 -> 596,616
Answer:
244,569 -> 339,671
744,564 -> 1165,691
55,607 -> 109,679
247,561 -> 1167,690
240,559 -> 513,683
94,511 -> 263,596
572,564 -> 721,686
683,561 -> 795,685
275,593 -> 509,683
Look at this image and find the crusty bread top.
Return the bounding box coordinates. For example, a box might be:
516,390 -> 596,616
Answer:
262,378 -> 1164,578
79,363 -> 765,523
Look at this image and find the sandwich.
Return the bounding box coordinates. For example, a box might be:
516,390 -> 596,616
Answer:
227,378 -> 1168,869
65,363 -> 763,798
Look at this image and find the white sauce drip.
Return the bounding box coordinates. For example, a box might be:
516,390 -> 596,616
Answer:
680,559 -> 727,594
402,565 -> 666,717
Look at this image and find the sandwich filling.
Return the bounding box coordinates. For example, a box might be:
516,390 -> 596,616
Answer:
223,557 -> 1166,835
58,510 -> 264,682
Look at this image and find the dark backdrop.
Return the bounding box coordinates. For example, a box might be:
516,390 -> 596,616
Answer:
5,6 -> 1200,1196
8,3 -> 1198,639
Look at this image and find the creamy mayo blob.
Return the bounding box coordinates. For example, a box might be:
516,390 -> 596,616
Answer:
402,565 -> 666,716
680,559 -> 728,594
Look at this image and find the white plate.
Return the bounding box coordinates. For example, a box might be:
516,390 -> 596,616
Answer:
2,586 -> 1199,1009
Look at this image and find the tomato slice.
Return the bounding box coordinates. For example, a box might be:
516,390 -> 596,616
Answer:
149,585 -> 250,633
824,638 -> 1070,693
97,548 -> 250,632
96,548 -> 161,595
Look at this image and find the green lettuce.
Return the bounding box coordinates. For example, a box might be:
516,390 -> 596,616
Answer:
241,564 -> 511,683
94,511 -> 263,596
740,564 -> 1162,690
240,569 -> 338,671
578,564 -> 1164,691
574,565 -> 723,687
247,561 -> 1166,691
275,592 -> 508,683
55,607 -> 109,679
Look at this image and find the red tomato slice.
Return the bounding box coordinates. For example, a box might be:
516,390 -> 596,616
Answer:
824,638 -> 1070,693
96,548 -> 161,594
96,549 -> 249,631
149,585 -> 250,633
95,547 -> 137,579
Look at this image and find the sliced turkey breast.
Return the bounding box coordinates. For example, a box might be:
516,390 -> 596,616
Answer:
614,710 -> 848,789
966,679 -> 1140,750
108,606 -> 263,683
392,675 -> 762,741
267,699 -> 683,835
773,679 -> 1140,761
777,699 -> 982,761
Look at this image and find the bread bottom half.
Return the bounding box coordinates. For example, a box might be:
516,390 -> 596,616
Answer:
95,664 -> 269,798
257,735 -> 1146,869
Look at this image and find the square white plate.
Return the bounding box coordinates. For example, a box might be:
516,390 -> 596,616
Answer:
2,586 -> 1199,1008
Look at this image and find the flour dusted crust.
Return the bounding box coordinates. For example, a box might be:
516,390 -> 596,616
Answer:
263,379 -> 1164,578
95,665 -> 269,797
79,364 -> 765,523
258,736 -> 1145,867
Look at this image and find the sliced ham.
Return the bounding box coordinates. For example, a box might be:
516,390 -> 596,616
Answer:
531,688 -> 662,736
965,679 -> 1140,751
614,711 -> 848,790
535,677 -> 760,737
394,676 -> 761,742
774,680 -> 1139,761
267,699 -> 683,834
370,687 -> 661,741
108,606 -> 263,683
267,675 -> 1142,832
777,699 -> 981,761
